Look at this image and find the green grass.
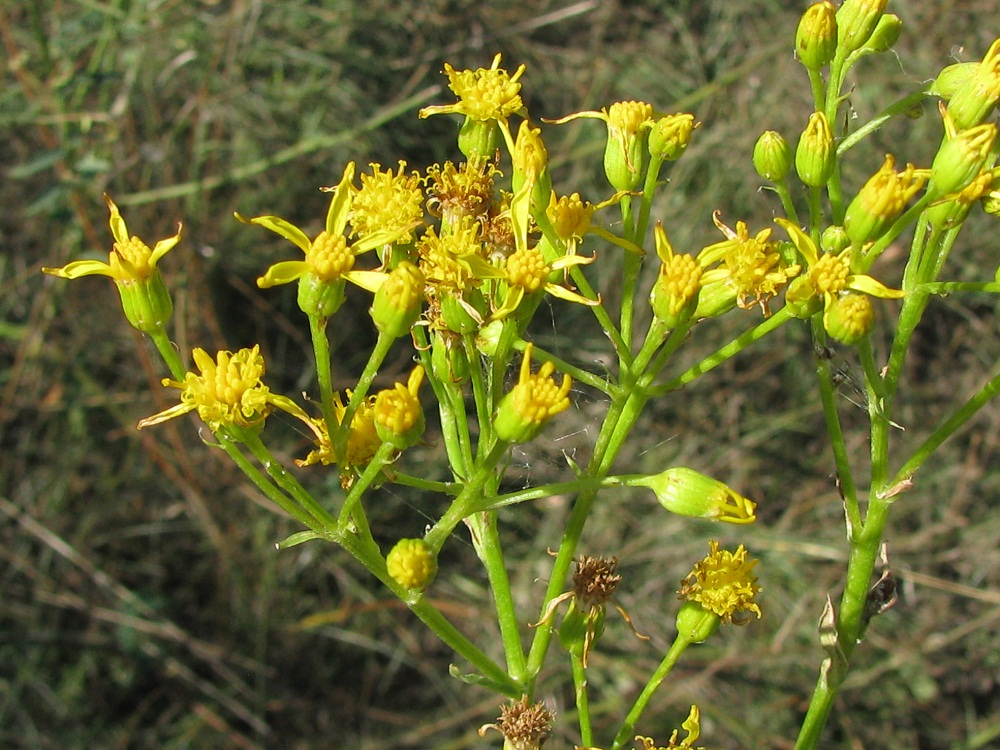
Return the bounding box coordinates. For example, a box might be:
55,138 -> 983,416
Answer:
3,1 -> 1000,748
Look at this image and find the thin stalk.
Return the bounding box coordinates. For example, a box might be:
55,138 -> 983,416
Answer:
610,631 -> 694,750
336,330 -> 394,455
337,441 -> 397,528
511,339 -> 617,395
309,314 -> 337,431
468,509 -> 528,683
571,654 -> 593,747
241,432 -> 337,527
148,326 -> 186,381
619,195 -> 640,348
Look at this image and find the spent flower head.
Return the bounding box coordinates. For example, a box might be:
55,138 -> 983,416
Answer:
137,345 -> 308,440
630,465 -> 756,524
426,157 -> 499,226
42,195 -> 181,333
479,696 -> 554,750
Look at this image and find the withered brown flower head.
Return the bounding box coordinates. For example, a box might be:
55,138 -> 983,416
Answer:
479,695 -> 554,750
572,554 -> 623,610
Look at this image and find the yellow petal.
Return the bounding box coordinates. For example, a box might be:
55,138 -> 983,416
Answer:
847,273 -> 905,299
235,212 -> 311,253
41,259 -> 115,280
323,161 -> 356,237
257,260 -> 309,288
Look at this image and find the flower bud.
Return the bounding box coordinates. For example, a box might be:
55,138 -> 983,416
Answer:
931,117 -> 997,195
692,278 -> 738,319
297,273 -> 347,319
386,538 -> 437,591
511,120 -> 552,210
648,113 -> 697,161
824,292 -> 874,345
374,366 -> 425,450
844,155 -> 927,246
753,130 -> 793,182
602,101 -> 654,191
820,225 -> 851,254
494,344 -> 572,444
119,267 -> 174,334
628,466 -> 757,524
947,39 -> 1000,130
835,0 -> 888,55
430,332 -> 470,384
370,261 -> 425,338
795,112 -> 836,187
796,1 -> 838,70
862,13 -> 901,54
931,62 -> 978,101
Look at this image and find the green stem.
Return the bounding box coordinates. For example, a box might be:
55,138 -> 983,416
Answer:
148,326 -> 186,381
215,433 -> 321,530
619,196 -> 640,348
634,153 -> 665,251
893,365 -> 1000,486
309,314 -> 337,432
336,330 -> 394,455
337,441 -> 397,528
390,472 -> 458,495
571,653 -> 593,747
468,509 -> 528,683
836,87 -> 932,156
610,631 -> 693,750
653,306 -> 794,395
773,179 -> 800,226
511,339 -> 616,395
240,432 -> 337,527
811,317 -> 861,534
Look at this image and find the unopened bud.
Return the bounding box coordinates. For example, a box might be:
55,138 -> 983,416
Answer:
386,538 -> 437,591
825,292 -> 874,345
753,130 -> 793,182
795,112 -> 836,187
649,113 -> 698,161
627,466 -> 757,524
796,1 -> 838,70
862,13 -> 902,54
947,39 -> 1000,129
371,261 -> 425,338
836,0 -> 888,55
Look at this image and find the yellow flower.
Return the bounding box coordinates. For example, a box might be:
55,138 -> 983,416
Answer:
649,224 -> 703,328
386,538 -> 437,591
776,218 -> 903,340
236,162 -> 412,316
635,705 -> 707,750
678,540 -> 761,626
549,100 -> 657,190
374,365 -> 426,450
491,242 -> 598,322
698,212 -> 800,315
350,161 -> 425,244
842,155 -> 928,246
493,343 -> 572,443
419,54 -> 527,158
42,195 -> 182,333
137,345 -> 308,437
544,191 -> 638,257
296,390 -> 381,488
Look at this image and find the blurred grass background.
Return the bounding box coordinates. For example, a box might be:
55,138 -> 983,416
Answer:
3,0 -> 1000,748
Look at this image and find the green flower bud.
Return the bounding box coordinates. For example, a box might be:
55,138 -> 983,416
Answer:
796,1 -> 838,70
119,268 -> 174,334
784,275 -> 823,319
440,291 -> 484,334
297,273 -> 347,319
430,332 -> 470,384
753,130 -> 793,182
824,292 -> 874,345
795,112 -> 836,187
835,0 -> 888,55
649,113 -> 697,161
946,39 -> 1000,130
983,185 -> 1000,218
862,13 -> 901,54
627,466 -> 757,524
386,538 -> 437,591
931,119 -> 997,195
820,225 -> 851,254
931,62 -> 978,101
371,261 -> 425,338
692,278 -> 738,319
602,101 -> 654,191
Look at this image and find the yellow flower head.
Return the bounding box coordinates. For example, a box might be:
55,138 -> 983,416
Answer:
420,53 -> 526,124
698,212 -> 800,315
478,696 -> 554,750
137,345 -> 308,437
426,158 -> 499,226
776,218 -> 903,334
650,224 -> 703,328
947,38 -> 1000,129
374,365 -> 426,450
678,540 -> 762,626
635,705 -> 707,750
493,343 -> 572,444
237,163 -> 410,314
386,538 -> 437,592
550,100 -> 657,190
491,242 -> 598,322
843,155 -> 928,246
42,195 -> 182,332
350,161 -> 425,244
296,390 -> 381,487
